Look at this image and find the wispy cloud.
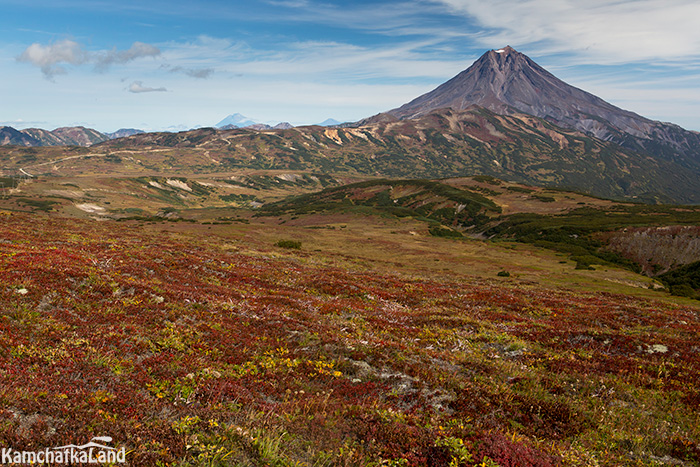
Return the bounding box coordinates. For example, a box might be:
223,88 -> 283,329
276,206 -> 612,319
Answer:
94,42 -> 160,71
17,39 -> 160,78
163,65 -> 215,79
0,119 -> 47,128
128,81 -> 167,93
431,0 -> 700,64
167,35 -> 471,83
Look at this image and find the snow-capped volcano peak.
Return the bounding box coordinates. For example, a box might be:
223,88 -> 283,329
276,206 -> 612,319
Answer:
494,46 -> 515,54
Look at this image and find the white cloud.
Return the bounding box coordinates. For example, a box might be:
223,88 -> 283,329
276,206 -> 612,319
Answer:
17,39 -> 161,78
432,0 -> 700,64
128,81 -> 167,93
17,39 -> 87,78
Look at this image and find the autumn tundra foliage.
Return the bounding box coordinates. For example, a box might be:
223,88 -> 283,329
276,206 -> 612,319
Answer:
1,212 -> 699,466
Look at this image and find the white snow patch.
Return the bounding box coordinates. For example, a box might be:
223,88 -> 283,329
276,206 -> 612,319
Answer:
277,173 -> 303,182
495,49 -> 506,53
166,179 -> 192,192
493,159 -> 501,166
75,203 -> 106,214
148,181 -> 165,189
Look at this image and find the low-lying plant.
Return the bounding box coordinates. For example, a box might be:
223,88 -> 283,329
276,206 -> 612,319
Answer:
275,239 -> 302,249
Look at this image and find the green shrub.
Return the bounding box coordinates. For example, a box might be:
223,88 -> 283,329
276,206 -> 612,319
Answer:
506,186 -> 534,193
571,255 -> 600,270
497,271 -> 511,277
17,198 -> 59,212
275,240 -> 302,249
429,226 -> 463,238
219,194 -> 257,202
532,195 -> 556,203
669,284 -> 697,299
472,175 -> 502,185
0,177 -> 19,189
105,154 -> 122,163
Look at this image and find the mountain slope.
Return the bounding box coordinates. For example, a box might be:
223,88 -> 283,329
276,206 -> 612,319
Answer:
49,126 -> 109,146
389,46 -> 700,169
0,127 -> 40,146
21,128 -> 73,146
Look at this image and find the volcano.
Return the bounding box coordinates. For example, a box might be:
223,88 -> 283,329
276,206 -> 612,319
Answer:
389,46 -> 700,166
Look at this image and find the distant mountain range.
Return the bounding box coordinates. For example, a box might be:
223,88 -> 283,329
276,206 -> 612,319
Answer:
215,113 -> 340,129
105,128 -> 145,139
218,122 -> 294,131
317,118 -> 342,127
0,126 -> 143,147
215,113 -> 292,130
0,115 -> 340,148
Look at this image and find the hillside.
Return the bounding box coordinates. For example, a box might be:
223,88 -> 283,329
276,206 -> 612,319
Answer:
255,177 -> 700,278
82,108 -> 697,204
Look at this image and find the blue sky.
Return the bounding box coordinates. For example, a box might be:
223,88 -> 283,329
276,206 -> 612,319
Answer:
2,0 -> 700,132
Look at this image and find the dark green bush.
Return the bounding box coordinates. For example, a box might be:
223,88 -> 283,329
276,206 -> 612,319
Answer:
506,186 -> 534,193
429,226 -> 463,238
275,240 -> 302,249
669,284 -> 697,299
472,175 -> 502,185
532,195 -> 556,203
17,198 -> 59,212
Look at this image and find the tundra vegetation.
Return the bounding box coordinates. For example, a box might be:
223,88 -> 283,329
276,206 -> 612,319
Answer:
1,209 -> 699,466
